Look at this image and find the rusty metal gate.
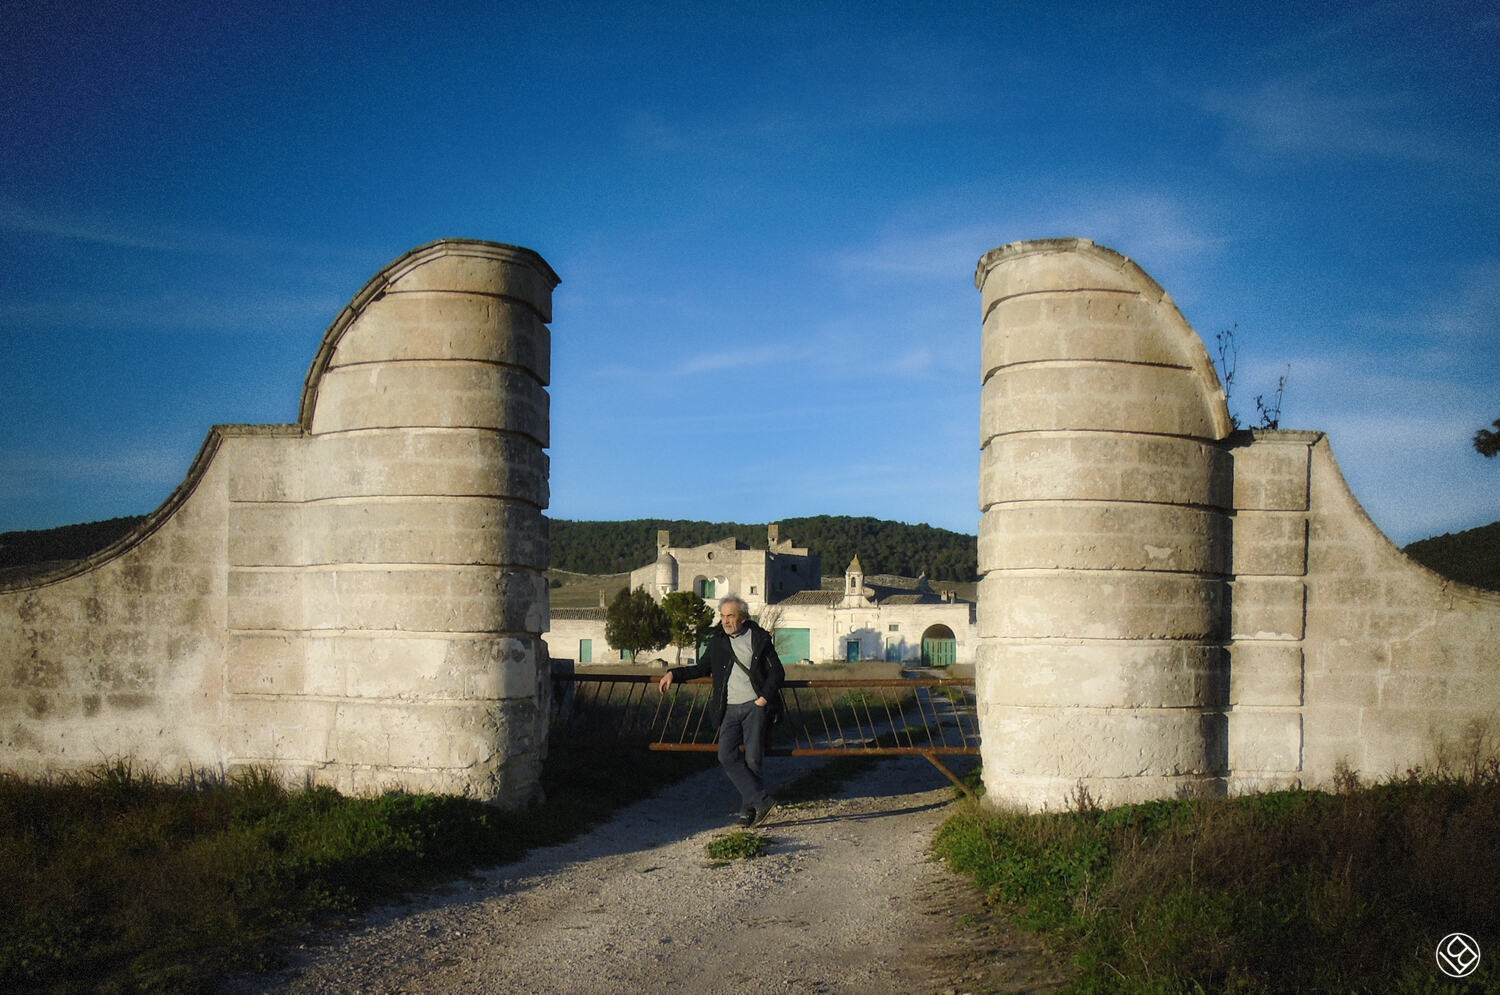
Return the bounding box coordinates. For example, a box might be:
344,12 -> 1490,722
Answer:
549,673 -> 980,796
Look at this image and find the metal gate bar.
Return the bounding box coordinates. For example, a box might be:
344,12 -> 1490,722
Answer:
550,672 -> 980,797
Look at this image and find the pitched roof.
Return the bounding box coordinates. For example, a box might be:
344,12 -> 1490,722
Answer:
777,589 -> 841,606
551,607 -> 606,621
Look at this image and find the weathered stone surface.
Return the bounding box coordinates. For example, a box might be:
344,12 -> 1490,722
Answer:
1228,709 -> 1302,773
310,363 -> 549,441
981,290 -> 1183,376
1228,643 -> 1304,706
229,566 -> 548,634
979,704 -> 1226,779
333,292 -> 551,384
300,429 -> 548,506
382,244 -> 558,321
1229,433 -> 1313,511
978,572 -> 1225,641
980,363 -> 1222,440
977,640 -> 1226,709
227,633 -> 547,701
980,502 -> 1228,574
1230,577 -> 1306,640
976,238 -> 1149,304
1231,510 -> 1308,576
230,497 -> 548,569
980,432 -> 1231,509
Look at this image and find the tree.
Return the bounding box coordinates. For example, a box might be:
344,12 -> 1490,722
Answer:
1475,418 -> 1500,458
604,586 -> 669,664
756,603 -> 784,643
661,590 -> 715,664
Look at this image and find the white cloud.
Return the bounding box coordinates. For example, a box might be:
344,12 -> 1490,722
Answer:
0,197 -> 180,252
0,292 -> 342,333
1200,76 -> 1471,167
1351,260 -> 1500,347
0,196 -> 365,264
836,190 -> 1230,292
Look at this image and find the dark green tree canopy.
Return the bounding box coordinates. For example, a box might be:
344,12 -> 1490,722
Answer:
603,586 -> 670,661
550,515 -> 978,581
1475,418 -> 1499,458
661,590 -> 715,663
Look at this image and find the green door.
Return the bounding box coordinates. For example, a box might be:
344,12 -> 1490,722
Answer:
773,627 -> 810,662
579,639 -> 592,664
846,640 -> 860,663
921,637 -> 956,667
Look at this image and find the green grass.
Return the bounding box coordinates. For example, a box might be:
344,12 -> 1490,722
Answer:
0,749 -> 713,994
932,759 -> 1500,993
705,831 -> 769,861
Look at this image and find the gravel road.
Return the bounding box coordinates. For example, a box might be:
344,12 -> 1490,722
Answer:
223,757 -> 1070,994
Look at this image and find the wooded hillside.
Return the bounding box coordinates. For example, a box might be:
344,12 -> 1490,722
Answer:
1402,520 -> 1499,591
551,515 -> 979,581
7,515 -> 1495,592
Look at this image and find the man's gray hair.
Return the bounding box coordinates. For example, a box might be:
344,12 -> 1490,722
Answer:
718,594 -> 750,616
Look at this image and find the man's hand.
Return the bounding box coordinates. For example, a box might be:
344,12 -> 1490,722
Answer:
657,672 -> 673,693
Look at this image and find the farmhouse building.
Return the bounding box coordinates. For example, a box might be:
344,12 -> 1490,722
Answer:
546,526 -> 977,668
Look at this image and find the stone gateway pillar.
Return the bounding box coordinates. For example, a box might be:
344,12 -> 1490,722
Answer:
0,239 -> 558,806
975,239 -> 1235,810
228,239 -> 560,804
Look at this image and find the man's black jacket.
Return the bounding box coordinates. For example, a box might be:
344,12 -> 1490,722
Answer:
667,619 -> 785,729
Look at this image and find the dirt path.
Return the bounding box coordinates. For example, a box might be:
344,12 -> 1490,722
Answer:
223,759 -> 1070,994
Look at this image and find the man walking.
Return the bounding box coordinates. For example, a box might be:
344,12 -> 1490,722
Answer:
658,594 -> 785,827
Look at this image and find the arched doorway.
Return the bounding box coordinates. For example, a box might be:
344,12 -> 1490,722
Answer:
920,623 -> 957,667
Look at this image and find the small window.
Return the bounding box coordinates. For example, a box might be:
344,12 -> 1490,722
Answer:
750,585 -> 758,595
888,624 -> 899,632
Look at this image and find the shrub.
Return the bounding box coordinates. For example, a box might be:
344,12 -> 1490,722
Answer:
706,831 -> 768,861
933,763 -> 1500,992
0,747 -> 714,993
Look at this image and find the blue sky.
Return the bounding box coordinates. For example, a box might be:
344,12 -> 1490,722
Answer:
1,1 -> 1495,547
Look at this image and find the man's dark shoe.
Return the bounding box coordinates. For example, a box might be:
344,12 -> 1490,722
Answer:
749,798 -> 778,828
736,811 -> 754,828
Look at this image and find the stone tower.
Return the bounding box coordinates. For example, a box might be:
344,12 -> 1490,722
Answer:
654,530 -> 678,600
843,556 -> 868,607
234,238 -> 560,802
974,238 -> 1235,810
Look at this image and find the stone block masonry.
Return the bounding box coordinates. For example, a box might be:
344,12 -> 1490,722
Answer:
975,239 -> 1499,811
0,240 -> 559,806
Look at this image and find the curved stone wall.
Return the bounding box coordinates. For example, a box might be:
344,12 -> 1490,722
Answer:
0,239 -> 558,805
975,238 -> 1235,809
975,238 -> 1499,811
